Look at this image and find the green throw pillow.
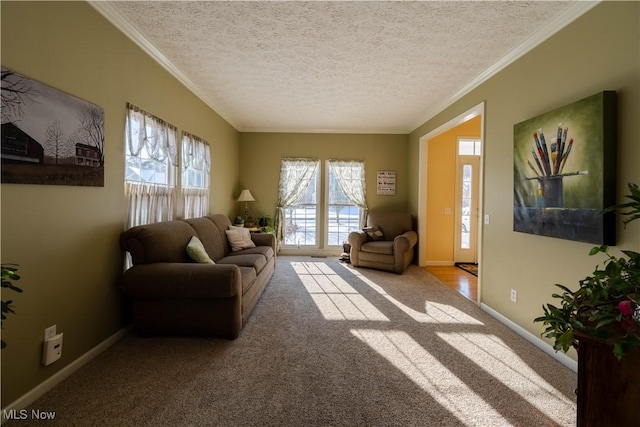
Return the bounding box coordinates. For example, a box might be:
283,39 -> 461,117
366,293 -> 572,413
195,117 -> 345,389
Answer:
186,236 -> 215,264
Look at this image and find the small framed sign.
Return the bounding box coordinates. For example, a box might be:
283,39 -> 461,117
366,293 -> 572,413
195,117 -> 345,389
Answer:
377,170 -> 396,195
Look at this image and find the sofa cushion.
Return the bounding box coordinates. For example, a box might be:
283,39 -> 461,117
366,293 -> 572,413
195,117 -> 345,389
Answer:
361,241 -> 394,255
238,266 -> 258,294
235,245 -> 274,261
183,217 -> 226,261
186,236 -> 215,264
209,214 -> 235,255
217,254 -> 267,275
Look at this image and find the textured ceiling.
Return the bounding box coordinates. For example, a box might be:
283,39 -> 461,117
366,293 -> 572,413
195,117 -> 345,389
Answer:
97,1 -> 595,133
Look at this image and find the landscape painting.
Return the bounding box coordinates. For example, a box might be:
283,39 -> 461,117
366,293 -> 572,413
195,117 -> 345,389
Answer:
1,67 -> 104,186
513,91 -> 616,245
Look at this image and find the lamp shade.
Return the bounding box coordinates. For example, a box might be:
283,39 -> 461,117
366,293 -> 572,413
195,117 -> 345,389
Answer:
237,189 -> 255,202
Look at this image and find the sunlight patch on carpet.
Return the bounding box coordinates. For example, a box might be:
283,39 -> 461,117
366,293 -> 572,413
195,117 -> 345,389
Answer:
351,329 -> 507,425
437,332 -> 575,417
340,263 -> 483,325
425,301 -> 483,325
293,262 -> 389,321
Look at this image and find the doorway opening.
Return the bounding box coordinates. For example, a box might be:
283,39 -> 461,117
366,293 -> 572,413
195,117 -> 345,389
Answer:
418,102 -> 484,305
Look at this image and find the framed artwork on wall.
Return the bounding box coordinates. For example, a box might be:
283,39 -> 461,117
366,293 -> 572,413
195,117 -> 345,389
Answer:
377,170 -> 396,195
513,91 -> 616,245
1,67 -> 104,186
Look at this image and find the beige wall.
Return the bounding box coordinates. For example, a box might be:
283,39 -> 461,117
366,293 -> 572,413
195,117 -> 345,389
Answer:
1,1 -> 239,406
426,117 -> 481,263
239,132 -> 409,250
409,1 -> 640,359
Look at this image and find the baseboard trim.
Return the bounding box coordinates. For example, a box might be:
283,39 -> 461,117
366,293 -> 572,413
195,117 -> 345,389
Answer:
2,326 -> 131,419
480,303 -> 577,373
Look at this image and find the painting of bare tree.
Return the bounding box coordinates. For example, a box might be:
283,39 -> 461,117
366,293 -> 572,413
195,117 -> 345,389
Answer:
1,67 -> 104,186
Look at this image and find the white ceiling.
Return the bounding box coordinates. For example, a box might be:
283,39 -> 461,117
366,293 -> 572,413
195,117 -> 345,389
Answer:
93,1 -> 597,134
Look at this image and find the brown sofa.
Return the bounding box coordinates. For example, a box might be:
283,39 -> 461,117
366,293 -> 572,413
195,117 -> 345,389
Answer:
119,214 -> 276,339
348,211 -> 418,274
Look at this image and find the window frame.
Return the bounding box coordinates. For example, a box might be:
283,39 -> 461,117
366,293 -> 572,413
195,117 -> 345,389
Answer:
281,161 -> 320,248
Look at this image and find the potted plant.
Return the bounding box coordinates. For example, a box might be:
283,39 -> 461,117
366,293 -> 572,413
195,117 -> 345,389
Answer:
1,264 -> 22,349
534,182 -> 640,359
534,182 -> 640,426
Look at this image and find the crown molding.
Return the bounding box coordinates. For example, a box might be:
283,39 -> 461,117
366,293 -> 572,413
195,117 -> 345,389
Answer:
88,1 -> 241,131
239,126 -> 407,135
408,0 -> 601,133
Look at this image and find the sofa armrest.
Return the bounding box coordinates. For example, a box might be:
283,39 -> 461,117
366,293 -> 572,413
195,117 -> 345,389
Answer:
349,230 -> 368,250
251,232 -> 276,252
393,230 -> 418,253
121,263 -> 242,299
348,230 -> 367,267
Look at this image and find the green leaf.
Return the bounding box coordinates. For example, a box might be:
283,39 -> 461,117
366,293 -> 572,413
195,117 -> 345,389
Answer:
613,343 -> 624,360
595,318 -> 615,329
3,283 -> 22,293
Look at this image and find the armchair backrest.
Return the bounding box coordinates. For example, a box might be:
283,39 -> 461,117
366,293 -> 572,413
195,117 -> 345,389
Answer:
366,211 -> 413,241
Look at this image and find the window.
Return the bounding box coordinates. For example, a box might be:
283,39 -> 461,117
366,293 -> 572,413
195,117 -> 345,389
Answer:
460,163 -> 473,249
326,160 -> 366,245
181,131 -> 211,219
275,158 -> 319,247
457,138 -> 481,254
283,165 -> 319,246
275,158 -> 367,250
124,103 -> 178,230
458,138 -> 482,156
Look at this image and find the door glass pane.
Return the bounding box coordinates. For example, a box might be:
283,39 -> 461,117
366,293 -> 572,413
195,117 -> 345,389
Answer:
460,164 -> 472,249
459,138 -> 481,155
459,140 -> 475,155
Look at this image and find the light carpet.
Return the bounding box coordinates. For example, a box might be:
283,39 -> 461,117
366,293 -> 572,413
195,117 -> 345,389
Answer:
8,257 -> 577,426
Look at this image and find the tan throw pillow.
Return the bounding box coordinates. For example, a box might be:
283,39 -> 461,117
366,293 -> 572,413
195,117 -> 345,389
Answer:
225,228 -> 256,252
364,225 -> 384,241
186,236 -> 215,264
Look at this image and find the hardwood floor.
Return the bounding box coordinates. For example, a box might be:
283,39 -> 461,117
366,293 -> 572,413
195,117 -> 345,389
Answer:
423,265 -> 478,303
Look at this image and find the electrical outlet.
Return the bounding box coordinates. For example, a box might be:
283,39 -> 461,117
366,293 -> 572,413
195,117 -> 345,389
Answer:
510,289 -> 518,303
44,325 -> 57,341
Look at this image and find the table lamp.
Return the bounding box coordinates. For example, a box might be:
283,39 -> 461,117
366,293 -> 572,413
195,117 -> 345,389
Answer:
237,189 -> 255,223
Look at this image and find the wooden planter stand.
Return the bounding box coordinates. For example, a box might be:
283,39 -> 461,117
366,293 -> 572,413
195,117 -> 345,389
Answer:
576,331 -> 640,426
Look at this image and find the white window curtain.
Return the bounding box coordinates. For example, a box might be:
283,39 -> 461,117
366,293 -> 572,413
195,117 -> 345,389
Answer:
125,103 -> 178,167
181,131 -> 211,219
124,181 -> 176,230
124,103 -> 178,230
328,159 -> 368,228
275,158 -> 319,244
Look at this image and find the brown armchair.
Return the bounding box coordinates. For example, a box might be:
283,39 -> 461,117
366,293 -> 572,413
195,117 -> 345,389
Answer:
348,211 -> 418,274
